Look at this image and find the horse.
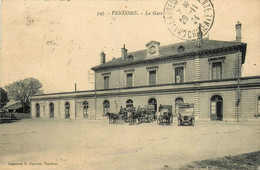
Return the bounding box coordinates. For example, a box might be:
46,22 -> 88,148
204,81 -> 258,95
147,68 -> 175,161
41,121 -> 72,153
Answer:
158,110 -> 172,125
107,112 -> 119,124
136,108 -> 146,123
128,110 -> 142,125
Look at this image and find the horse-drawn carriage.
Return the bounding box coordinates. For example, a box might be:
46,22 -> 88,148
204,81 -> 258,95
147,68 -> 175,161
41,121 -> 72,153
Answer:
108,105 -> 157,125
157,105 -> 173,125
136,105 -> 156,123
177,103 -> 195,126
123,106 -> 137,124
107,106 -> 136,124
107,112 -> 120,124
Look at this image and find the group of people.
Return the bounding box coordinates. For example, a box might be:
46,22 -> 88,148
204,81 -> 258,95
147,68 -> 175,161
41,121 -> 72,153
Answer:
107,104 -> 173,124
117,104 -> 167,119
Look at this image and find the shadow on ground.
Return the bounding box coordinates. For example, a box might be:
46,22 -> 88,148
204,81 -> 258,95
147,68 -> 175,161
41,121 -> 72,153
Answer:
0,119 -> 20,124
178,151 -> 260,170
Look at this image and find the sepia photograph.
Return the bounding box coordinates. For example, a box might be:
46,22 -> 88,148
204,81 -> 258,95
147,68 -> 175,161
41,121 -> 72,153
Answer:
0,0 -> 260,169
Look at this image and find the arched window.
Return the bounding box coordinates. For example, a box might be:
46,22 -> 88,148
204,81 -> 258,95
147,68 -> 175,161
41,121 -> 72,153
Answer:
49,103 -> 54,118
127,55 -> 133,60
83,101 -> 89,119
178,46 -> 185,52
36,103 -> 40,118
257,96 -> 260,115
148,98 -> 157,119
148,98 -> 157,112
126,99 -> 134,108
103,100 -> 110,116
210,95 -> 223,121
175,98 -> 184,115
65,102 -> 70,119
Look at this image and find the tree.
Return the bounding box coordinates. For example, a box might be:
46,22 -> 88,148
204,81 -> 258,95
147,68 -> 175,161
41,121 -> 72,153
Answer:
0,88 -> 9,108
4,78 -> 43,113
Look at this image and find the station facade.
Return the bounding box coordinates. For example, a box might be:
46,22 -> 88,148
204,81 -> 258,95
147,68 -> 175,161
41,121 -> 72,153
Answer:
30,22 -> 260,121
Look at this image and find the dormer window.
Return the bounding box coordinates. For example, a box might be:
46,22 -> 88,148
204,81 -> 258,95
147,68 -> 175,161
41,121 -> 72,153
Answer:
178,46 -> 185,52
127,55 -> 133,60
146,40 -> 160,58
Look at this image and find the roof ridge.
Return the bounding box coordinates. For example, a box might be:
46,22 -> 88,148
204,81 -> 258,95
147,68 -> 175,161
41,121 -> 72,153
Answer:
92,39 -> 246,70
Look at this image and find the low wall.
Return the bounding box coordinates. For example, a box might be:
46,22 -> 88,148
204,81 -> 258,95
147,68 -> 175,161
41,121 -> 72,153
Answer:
11,113 -> 31,119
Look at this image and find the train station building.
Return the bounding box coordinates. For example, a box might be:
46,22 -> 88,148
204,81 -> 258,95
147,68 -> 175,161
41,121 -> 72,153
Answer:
30,22 -> 260,121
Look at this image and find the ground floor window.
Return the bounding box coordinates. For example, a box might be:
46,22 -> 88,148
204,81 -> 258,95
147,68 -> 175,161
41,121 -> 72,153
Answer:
50,103 -> 54,118
210,95 -> 223,120
103,100 -> 110,116
148,98 -> 157,119
126,99 -> 133,108
65,102 -> 70,119
148,98 -> 157,112
175,98 -> 184,115
36,103 -> 40,118
83,101 -> 89,119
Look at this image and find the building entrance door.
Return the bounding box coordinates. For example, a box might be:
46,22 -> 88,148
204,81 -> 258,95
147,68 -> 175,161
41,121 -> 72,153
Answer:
83,101 -> 89,119
50,103 -> 54,118
210,95 -> 223,120
65,102 -> 70,119
103,100 -> 110,116
175,98 -> 184,115
36,103 -> 40,118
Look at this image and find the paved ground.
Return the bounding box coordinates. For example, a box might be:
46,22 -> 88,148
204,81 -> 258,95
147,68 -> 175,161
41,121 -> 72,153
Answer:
0,119 -> 259,170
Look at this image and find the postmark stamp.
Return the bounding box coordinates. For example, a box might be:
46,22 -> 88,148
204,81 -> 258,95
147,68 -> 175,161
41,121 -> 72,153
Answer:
164,0 -> 215,40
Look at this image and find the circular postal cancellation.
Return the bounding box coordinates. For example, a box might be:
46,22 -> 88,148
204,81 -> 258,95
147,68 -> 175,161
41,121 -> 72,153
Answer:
164,0 -> 215,40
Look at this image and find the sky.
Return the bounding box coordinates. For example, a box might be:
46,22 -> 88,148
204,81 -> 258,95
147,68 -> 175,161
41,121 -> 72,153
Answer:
1,0 -> 260,94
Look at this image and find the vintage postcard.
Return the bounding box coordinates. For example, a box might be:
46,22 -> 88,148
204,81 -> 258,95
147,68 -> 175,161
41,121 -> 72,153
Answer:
1,0 -> 260,169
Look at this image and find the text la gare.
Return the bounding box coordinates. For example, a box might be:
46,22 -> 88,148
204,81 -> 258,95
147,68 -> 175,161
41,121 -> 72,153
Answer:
145,11 -> 163,15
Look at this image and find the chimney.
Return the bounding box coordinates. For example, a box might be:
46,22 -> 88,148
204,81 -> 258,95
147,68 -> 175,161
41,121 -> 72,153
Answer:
121,44 -> 128,60
236,21 -> 242,42
197,24 -> 203,48
100,51 -> 106,64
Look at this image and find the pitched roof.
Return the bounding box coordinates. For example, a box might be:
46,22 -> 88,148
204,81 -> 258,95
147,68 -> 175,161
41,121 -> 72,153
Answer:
4,101 -> 22,110
91,39 -> 246,71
